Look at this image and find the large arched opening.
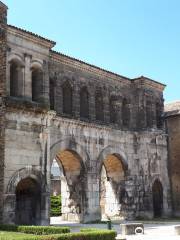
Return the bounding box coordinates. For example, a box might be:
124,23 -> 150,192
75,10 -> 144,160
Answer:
152,179 -> 163,217
100,153 -> 126,219
51,147 -> 86,222
15,177 -> 41,225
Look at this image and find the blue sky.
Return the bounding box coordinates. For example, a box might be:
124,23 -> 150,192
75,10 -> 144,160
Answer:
3,0 -> 180,103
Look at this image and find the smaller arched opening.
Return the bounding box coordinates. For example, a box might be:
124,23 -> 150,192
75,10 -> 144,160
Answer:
80,87 -> 89,119
31,67 -> 43,102
10,59 -> 24,97
100,153 -> 126,219
152,179 -> 163,217
15,177 -> 40,225
62,81 -> 73,115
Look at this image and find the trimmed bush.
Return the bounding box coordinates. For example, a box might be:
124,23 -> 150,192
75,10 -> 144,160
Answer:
80,228 -> 103,232
51,195 -> 61,216
0,224 -> 18,231
18,226 -> 70,235
39,230 -> 116,240
0,225 -> 70,235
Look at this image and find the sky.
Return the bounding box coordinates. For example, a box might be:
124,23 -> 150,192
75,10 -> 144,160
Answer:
3,0 -> 180,103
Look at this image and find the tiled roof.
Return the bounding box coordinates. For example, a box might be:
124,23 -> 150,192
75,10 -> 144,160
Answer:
8,24 -> 56,45
51,50 -> 130,81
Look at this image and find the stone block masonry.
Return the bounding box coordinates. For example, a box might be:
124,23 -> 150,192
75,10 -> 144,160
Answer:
0,1 -> 7,223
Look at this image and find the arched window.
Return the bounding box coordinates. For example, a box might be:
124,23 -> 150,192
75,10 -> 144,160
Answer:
110,96 -> 118,124
122,98 -> 130,127
95,90 -> 104,121
146,99 -> 153,128
32,68 -> 43,102
62,81 -> 72,115
50,77 -> 55,110
156,102 -> 162,128
80,87 -> 89,119
10,60 -> 23,97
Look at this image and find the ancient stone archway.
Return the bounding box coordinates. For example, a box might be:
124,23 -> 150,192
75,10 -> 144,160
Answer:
15,177 -> 40,225
98,147 -> 128,219
50,139 -> 88,222
152,179 -> 163,217
4,167 -> 48,225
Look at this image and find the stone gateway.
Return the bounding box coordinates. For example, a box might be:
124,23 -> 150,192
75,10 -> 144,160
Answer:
0,2 -> 172,225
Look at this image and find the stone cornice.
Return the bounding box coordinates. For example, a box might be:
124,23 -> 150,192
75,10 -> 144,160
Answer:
132,76 -> 166,92
0,1 -> 8,10
50,50 -> 131,86
8,25 -> 56,49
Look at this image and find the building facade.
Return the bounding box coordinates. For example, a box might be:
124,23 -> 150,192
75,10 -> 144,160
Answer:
165,101 -> 180,217
0,2 -> 172,225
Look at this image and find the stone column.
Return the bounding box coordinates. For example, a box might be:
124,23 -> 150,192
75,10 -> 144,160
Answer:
89,89 -> 96,121
84,172 -> 101,223
73,85 -> 80,119
42,60 -> 50,105
103,89 -> 110,124
24,54 -> 32,100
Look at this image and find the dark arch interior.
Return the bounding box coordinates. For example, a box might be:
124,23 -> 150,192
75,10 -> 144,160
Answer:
15,177 -> 40,225
152,179 -> 163,217
10,60 -> 23,97
32,68 -> 43,102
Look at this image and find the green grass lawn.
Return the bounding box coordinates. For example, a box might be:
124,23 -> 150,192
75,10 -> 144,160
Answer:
0,231 -> 35,240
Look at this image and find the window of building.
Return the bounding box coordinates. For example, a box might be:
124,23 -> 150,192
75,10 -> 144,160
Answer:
110,96 -> 118,124
95,90 -> 104,121
10,60 -> 23,97
32,68 -> 43,102
80,87 -> 89,119
122,98 -> 130,127
146,100 -> 153,128
62,81 -> 72,115
50,77 -> 55,110
156,102 -> 162,128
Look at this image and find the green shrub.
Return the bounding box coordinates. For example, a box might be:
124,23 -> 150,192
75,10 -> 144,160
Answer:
80,228 -> 103,232
0,225 -> 70,235
17,226 -> 70,235
0,224 -> 18,232
39,230 -> 116,240
51,195 -> 61,216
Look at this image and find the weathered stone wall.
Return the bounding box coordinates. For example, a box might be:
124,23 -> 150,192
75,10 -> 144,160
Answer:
0,2 -> 172,224
50,116 -> 171,221
3,106 -> 51,225
165,102 -> 180,216
0,1 -> 7,223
